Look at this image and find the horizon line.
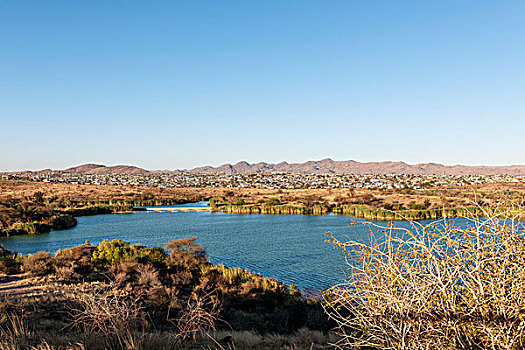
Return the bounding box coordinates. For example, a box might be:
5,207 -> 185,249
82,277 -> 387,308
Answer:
4,158 -> 525,173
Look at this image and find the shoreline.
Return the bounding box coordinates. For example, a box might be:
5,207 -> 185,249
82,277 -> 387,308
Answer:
212,203 -> 490,221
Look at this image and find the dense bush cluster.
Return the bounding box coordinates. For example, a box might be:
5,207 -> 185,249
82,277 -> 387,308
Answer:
0,193 -> 78,237
0,237 -> 330,349
0,192 -> 205,238
92,239 -> 166,267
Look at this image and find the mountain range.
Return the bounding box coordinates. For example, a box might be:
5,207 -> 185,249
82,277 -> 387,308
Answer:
36,159 -> 525,176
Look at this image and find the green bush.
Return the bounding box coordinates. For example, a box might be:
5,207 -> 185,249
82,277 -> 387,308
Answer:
92,239 -> 130,266
265,198 -> 280,206
92,239 -> 166,267
136,246 -> 166,264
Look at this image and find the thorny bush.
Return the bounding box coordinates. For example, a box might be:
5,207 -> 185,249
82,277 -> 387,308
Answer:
324,204 -> 525,349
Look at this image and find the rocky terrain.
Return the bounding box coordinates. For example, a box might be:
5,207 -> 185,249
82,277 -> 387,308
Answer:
187,159 -> 525,176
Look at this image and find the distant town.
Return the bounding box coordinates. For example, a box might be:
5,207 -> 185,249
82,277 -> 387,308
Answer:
3,171 -> 521,190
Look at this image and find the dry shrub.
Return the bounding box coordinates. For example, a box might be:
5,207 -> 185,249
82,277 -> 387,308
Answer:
55,266 -> 76,280
136,264 -> 161,288
113,261 -> 140,275
135,264 -> 167,305
23,252 -> 54,276
110,261 -> 140,288
166,237 -> 207,265
29,341 -> 85,350
55,244 -> 96,278
172,290 -> 221,343
109,262 -> 163,294
0,313 -> 32,350
324,204 -> 525,349
71,290 -> 146,349
63,244 -> 96,263
112,271 -> 129,288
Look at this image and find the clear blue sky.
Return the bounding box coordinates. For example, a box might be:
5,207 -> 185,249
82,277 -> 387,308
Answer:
1,1 -> 524,171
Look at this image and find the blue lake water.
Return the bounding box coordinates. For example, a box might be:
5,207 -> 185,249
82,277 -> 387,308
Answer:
0,201 -> 465,291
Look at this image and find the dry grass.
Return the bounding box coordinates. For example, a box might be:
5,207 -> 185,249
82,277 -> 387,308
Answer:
0,288 -> 333,349
199,329 -> 335,350
0,317 -> 332,350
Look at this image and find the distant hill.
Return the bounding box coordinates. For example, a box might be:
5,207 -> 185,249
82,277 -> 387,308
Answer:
186,159 -> 525,176
64,164 -> 106,173
63,164 -> 149,175
34,159 -> 525,176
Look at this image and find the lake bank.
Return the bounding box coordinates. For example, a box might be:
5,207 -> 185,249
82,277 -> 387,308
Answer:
212,203 -> 488,221
0,238 -> 334,349
0,204 -> 469,291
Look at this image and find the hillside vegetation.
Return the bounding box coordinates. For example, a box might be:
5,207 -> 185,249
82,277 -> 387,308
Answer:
0,238 -> 332,349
